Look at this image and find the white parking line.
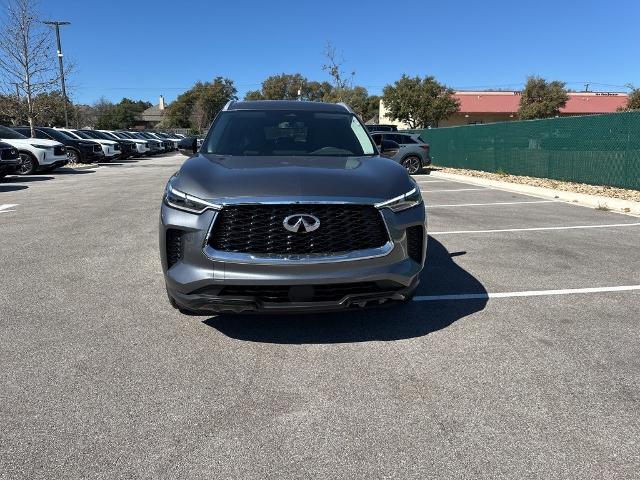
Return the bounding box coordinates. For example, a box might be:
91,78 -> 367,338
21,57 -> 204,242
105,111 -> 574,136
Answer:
0,204 -> 18,213
421,188 -> 488,193
428,200 -> 557,208
414,285 -> 640,302
415,180 -> 451,183
430,222 -> 640,235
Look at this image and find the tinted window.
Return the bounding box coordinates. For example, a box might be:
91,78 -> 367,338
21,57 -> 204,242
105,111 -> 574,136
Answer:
203,110 -> 375,157
397,135 -> 418,144
0,126 -> 28,139
42,128 -> 70,141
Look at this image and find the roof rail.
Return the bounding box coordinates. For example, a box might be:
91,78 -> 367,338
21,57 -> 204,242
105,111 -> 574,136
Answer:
222,100 -> 235,111
337,102 -> 353,113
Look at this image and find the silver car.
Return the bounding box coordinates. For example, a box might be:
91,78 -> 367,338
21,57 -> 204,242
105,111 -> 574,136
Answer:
160,100 -> 427,314
370,132 -> 431,174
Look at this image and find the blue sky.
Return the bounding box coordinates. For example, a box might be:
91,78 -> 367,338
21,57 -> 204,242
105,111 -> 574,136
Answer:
41,0 -> 640,105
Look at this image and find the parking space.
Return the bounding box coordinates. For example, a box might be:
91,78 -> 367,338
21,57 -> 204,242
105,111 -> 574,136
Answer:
1,156 -> 639,478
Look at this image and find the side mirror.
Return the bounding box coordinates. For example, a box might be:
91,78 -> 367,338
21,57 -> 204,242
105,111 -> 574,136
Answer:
177,137 -> 198,156
380,139 -> 400,153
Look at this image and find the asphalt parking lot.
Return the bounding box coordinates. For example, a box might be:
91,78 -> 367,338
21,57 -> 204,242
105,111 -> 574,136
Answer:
1,154 -> 639,479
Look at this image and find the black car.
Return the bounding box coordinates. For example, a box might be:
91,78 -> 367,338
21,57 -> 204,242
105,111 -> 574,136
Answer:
12,126 -> 104,164
0,141 -> 20,178
79,130 -> 137,159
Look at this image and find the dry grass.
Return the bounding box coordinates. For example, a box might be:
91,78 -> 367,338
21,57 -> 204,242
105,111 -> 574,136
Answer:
430,167 -> 640,203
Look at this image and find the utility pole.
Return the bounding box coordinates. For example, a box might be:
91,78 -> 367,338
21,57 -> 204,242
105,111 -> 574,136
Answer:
43,20 -> 71,128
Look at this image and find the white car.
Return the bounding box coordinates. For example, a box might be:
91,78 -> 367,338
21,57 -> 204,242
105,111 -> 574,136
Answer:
101,130 -> 150,156
0,125 -> 68,175
57,128 -> 120,161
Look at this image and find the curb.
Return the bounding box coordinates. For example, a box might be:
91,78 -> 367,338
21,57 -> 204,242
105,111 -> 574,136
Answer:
64,163 -> 99,171
427,171 -> 640,217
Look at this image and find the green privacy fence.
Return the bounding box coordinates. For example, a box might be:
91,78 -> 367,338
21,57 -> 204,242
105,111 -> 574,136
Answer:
415,111 -> 640,190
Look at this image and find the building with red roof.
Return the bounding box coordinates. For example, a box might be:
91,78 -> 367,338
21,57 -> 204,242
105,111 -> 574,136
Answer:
378,91 -> 629,128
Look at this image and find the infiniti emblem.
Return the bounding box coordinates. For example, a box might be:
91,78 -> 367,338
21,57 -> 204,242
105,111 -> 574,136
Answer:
283,214 -> 320,233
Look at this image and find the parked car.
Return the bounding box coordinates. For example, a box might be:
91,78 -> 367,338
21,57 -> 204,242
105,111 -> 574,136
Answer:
151,132 -> 181,149
57,129 -> 120,162
136,132 -> 172,152
0,141 -> 21,178
365,124 -> 397,132
98,130 -> 150,157
78,130 -> 137,159
160,100 -> 426,315
370,132 -> 431,174
121,132 -> 163,154
12,126 -> 104,164
107,131 -> 151,156
0,125 -> 68,174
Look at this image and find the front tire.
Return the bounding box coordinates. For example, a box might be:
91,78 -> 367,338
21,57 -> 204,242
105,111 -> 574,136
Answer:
17,153 -> 38,175
67,148 -> 81,164
401,156 -> 422,175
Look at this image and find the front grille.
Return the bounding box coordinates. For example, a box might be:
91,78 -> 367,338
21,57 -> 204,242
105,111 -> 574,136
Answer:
113,144 -> 121,151
218,282 -> 400,303
54,145 -> 66,156
406,225 -> 424,264
166,229 -> 183,268
93,145 -> 102,152
0,148 -> 18,160
209,204 -> 389,255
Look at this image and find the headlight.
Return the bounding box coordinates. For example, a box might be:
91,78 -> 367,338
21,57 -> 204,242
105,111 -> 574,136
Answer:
30,144 -> 51,149
375,187 -> 423,212
164,183 -> 221,214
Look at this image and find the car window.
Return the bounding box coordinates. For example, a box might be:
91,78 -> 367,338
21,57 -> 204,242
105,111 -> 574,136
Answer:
203,110 -> 376,157
0,125 -> 28,139
35,129 -> 52,140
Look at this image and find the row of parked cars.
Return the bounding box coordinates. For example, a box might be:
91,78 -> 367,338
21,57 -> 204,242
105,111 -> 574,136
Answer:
0,125 -> 187,177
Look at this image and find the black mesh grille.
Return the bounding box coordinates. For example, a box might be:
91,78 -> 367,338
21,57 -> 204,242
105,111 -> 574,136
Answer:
166,229 -> 183,268
218,282 -> 400,303
209,204 -> 388,255
0,147 -> 18,160
94,145 -> 102,152
54,145 -> 66,156
406,225 -> 424,264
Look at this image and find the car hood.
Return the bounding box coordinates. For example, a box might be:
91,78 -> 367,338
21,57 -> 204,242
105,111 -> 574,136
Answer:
0,137 -> 62,147
173,154 -> 415,203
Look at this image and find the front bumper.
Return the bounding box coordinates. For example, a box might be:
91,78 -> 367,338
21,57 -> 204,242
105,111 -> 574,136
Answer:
160,201 -> 427,313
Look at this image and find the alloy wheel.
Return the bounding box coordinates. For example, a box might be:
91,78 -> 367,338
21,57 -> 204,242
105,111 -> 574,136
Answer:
17,153 -> 35,175
402,156 -> 421,175
67,149 -> 80,164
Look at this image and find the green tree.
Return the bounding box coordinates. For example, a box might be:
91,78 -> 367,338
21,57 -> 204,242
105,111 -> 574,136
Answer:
622,88 -> 640,110
32,91 -> 71,126
382,75 -> 459,128
325,86 -> 378,120
518,76 -> 569,119
244,74 -> 333,102
166,77 -> 237,129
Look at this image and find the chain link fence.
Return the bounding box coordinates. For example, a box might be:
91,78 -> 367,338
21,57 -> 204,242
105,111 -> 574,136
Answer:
415,111 -> 640,190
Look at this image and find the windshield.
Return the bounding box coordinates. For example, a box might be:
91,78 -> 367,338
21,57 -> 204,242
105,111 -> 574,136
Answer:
70,130 -> 93,140
79,130 -> 101,139
0,125 -> 28,139
203,110 -> 376,157
44,128 -> 72,141
100,131 -> 118,140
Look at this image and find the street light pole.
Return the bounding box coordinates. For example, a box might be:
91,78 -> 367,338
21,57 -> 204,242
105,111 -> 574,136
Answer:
43,20 -> 71,128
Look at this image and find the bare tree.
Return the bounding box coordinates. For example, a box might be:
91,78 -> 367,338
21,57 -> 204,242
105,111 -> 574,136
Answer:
321,42 -> 355,91
0,0 -> 59,136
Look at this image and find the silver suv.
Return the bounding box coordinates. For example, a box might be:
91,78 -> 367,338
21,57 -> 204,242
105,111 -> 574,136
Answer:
160,101 -> 427,314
